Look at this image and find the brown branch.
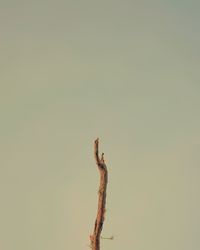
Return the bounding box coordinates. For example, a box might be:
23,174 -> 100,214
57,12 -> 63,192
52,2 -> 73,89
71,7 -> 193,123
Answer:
90,138 -> 108,250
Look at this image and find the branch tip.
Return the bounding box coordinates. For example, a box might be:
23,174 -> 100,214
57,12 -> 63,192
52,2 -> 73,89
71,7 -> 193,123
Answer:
95,138 -> 99,144
101,153 -> 105,162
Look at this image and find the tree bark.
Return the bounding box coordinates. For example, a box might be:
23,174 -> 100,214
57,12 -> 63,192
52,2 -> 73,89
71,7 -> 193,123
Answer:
90,138 -> 108,250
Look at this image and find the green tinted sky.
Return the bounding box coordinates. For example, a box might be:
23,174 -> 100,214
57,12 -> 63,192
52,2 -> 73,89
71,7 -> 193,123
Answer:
1,1 -> 200,250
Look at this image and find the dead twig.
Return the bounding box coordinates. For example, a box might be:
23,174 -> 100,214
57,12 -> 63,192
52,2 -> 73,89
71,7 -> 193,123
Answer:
90,138 -> 108,250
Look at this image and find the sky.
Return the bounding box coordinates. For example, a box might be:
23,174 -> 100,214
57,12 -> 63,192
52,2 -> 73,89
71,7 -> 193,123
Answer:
0,1 -> 200,250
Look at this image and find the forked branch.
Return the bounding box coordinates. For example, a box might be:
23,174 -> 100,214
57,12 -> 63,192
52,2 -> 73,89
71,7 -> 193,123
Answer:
90,138 -> 108,250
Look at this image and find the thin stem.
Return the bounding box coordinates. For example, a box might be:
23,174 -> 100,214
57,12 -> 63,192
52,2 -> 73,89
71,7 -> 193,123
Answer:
90,139 -> 108,250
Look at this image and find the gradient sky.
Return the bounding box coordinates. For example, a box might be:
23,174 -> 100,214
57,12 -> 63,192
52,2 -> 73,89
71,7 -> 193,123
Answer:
1,1 -> 200,250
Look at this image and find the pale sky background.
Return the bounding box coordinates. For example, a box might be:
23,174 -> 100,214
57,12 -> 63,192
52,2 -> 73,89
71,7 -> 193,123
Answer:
0,1 -> 200,250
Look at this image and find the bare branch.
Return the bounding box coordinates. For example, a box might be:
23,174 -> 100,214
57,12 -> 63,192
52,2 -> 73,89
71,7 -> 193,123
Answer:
90,138 -> 108,250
